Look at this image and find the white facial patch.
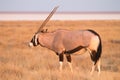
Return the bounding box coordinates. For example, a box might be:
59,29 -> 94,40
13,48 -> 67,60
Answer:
35,34 -> 38,45
29,42 -> 33,47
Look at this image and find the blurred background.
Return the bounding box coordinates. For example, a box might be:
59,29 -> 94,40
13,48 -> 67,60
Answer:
0,0 -> 120,20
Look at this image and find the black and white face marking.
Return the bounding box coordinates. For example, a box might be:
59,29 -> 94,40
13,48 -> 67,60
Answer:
29,34 -> 39,47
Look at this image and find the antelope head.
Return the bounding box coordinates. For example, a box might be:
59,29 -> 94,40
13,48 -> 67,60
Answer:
29,6 -> 59,47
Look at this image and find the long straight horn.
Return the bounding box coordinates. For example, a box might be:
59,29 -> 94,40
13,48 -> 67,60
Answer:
36,6 -> 59,33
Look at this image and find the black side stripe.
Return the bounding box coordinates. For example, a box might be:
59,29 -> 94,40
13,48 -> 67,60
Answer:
65,46 -> 85,54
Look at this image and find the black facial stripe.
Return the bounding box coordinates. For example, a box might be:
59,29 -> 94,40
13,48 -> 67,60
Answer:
30,35 -> 39,46
30,33 -> 40,47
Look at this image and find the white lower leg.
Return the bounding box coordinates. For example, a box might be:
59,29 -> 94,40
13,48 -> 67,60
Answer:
97,60 -> 101,75
59,61 -> 63,71
68,62 -> 73,72
90,62 -> 95,75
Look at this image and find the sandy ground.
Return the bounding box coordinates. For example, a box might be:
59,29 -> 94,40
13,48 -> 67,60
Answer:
0,20 -> 120,80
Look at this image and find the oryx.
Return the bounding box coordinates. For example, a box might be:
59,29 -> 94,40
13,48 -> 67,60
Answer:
29,6 -> 102,75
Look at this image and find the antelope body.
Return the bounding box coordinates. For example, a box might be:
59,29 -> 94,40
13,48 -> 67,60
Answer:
29,6 -> 102,75
38,29 -> 100,54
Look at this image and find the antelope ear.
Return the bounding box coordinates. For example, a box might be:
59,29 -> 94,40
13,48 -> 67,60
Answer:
41,29 -> 48,33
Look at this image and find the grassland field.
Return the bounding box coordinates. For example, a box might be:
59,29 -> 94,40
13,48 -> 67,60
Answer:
0,20 -> 120,80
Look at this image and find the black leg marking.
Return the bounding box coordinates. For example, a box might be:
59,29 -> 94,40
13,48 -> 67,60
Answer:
90,50 -> 99,65
59,53 -> 64,62
90,50 -> 96,61
66,54 -> 71,62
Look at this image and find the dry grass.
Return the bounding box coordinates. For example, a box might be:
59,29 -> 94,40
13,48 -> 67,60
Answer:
0,20 -> 120,80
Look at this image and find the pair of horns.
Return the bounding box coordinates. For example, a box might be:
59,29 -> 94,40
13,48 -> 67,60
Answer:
36,6 -> 59,33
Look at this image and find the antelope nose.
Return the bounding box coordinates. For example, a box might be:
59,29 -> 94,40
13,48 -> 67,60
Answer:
29,42 -> 33,47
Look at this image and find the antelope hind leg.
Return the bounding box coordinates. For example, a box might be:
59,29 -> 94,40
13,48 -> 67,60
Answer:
90,61 -> 95,75
96,59 -> 101,75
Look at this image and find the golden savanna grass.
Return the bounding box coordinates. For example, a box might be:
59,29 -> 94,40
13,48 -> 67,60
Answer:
0,20 -> 120,80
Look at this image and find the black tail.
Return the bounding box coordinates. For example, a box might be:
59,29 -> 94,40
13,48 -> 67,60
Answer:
87,29 -> 102,64
95,36 -> 102,64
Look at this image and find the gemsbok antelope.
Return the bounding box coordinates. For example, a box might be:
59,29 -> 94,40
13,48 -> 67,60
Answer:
29,6 -> 102,75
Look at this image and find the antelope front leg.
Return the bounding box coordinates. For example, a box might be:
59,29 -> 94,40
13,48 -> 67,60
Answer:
66,54 -> 73,72
59,53 -> 64,71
